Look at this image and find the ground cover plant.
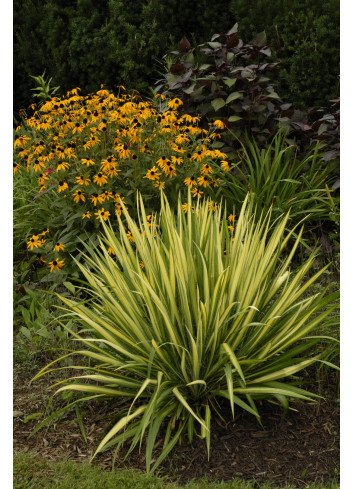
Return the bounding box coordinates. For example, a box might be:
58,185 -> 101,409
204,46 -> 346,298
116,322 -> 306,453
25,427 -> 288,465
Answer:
32,192 -> 339,473
13,451 -> 340,489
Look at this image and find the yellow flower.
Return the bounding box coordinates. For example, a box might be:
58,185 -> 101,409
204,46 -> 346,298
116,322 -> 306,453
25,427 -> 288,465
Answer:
95,208 -> 110,221
144,166 -> 161,181
56,161 -> 70,172
213,119 -> 226,130
140,260 -> 144,269
191,188 -> 203,198
13,163 -> 20,174
32,159 -> 46,172
93,172 -> 108,186
184,176 -> 197,187
82,211 -> 91,219
200,163 -> 213,176
174,133 -> 189,145
75,175 -> 91,186
107,247 -> 116,255
221,160 -> 230,172
156,156 -> 170,170
162,161 -> 176,178
27,235 -> 40,250
73,189 -> 86,203
49,258 -> 65,272
197,175 -> 210,188
81,158 -> 95,166
90,193 -> 104,206
191,150 -> 205,163
39,228 -> 50,236
153,181 -> 165,190
58,181 -> 68,193
53,242 -> 65,252
228,214 -> 236,223
171,155 -> 183,166
127,231 -> 135,243
167,98 -> 183,110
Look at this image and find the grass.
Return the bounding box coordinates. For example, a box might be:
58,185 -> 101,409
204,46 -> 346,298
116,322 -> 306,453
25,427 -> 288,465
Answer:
13,452 -> 339,489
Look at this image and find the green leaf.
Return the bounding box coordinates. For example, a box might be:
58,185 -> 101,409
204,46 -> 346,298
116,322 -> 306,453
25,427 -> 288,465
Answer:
211,98 -> 226,112
225,92 -> 243,104
228,115 -> 242,122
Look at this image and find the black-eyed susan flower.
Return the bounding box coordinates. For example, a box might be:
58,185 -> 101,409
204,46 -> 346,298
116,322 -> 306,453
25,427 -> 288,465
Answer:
153,181 -> 165,190
32,159 -> 46,172
221,160 -> 230,171
156,156 -> 170,170
174,133 -> 189,145
81,158 -> 95,167
100,190 -> 113,201
56,161 -> 70,172
75,175 -> 91,186
49,258 -> 65,272
171,155 -> 183,166
107,247 -> 116,255
27,235 -> 40,250
127,231 -> 134,243
14,135 -> 31,149
58,181 -> 68,193
184,176 -> 197,187
200,163 -> 213,176
191,187 -> 203,198
167,98 -> 183,110
162,161 -> 176,178
82,211 -> 91,219
93,172 -> 108,186
13,163 -> 20,174
38,173 -> 49,186
95,208 -> 110,221
191,150 -> 205,163
90,193 -> 104,206
37,255 -> 47,264
39,228 -> 50,236
144,166 -> 160,181
53,242 -> 65,252
197,175 -> 210,188
116,144 -> 131,160
213,119 -> 226,130
73,189 -> 86,203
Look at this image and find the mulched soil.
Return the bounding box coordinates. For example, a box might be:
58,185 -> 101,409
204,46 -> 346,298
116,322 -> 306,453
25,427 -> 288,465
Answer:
13,360 -> 339,488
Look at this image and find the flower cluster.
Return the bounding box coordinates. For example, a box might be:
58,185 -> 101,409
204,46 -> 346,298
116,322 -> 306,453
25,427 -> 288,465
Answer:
14,86 -> 231,270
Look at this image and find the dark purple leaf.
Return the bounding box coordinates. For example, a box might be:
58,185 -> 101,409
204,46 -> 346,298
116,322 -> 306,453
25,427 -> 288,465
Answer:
179,36 -> 191,52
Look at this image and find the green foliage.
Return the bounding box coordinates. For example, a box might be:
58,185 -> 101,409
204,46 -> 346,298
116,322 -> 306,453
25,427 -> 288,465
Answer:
13,451 -> 340,488
228,0 -> 339,108
34,192 -> 339,471
30,70 -> 60,102
209,130 -> 339,240
155,23 -> 285,146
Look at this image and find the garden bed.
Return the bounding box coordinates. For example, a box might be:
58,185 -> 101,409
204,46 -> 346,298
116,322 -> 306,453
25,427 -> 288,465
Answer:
13,361 -> 339,488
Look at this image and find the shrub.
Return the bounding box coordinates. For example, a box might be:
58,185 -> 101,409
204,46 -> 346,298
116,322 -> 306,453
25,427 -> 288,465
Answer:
13,86 -> 236,276
34,192 -> 339,471
155,23 -> 285,146
228,0 -> 339,108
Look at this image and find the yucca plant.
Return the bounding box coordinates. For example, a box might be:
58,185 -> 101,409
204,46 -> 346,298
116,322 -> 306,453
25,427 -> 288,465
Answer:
33,192 -> 339,471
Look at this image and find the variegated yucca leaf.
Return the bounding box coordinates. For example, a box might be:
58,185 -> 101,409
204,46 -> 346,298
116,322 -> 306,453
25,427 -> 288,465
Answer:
33,191 -> 339,471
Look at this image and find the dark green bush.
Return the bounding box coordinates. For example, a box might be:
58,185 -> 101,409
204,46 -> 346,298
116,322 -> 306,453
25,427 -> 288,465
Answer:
14,0 -> 339,118
228,0 -> 339,108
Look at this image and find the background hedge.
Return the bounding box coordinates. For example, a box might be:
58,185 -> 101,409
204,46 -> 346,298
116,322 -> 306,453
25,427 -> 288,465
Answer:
14,0 -> 339,117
